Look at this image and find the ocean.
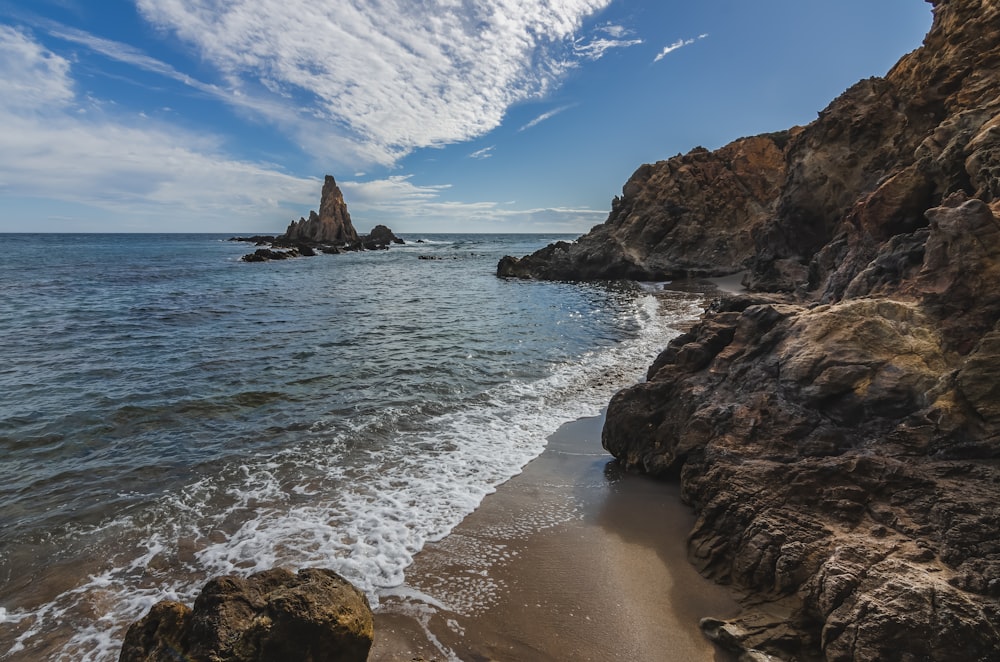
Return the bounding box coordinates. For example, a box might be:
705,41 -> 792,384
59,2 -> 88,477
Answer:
0,233 -> 705,660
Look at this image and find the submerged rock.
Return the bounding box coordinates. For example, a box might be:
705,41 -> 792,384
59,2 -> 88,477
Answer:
119,568 -> 373,662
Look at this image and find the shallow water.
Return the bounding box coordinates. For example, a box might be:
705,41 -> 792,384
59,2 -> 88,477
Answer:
0,233 -> 705,660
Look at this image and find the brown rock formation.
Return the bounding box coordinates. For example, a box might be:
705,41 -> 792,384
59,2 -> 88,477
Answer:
119,568 -> 373,662
502,0 -> 1000,659
282,175 -> 359,245
498,134 -> 790,280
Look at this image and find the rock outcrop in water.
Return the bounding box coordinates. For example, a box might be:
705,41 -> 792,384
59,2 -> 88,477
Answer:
283,175 -> 359,245
502,0 -> 1000,659
233,175 -> 403,261
119,568 -> 373,662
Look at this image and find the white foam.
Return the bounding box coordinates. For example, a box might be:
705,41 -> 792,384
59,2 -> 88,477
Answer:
9,288 -> 705,660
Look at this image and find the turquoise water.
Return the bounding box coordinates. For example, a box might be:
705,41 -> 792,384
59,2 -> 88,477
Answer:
0,233 -> 703,660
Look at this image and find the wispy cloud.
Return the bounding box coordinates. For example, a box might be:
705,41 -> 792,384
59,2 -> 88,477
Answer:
0,27 -> 605,233
653,33 -> 708,63
574,24 -> 642,61
519,104 -> 575,132
46,25 -> 222,96
340,175 -> 606,233
469,145 -> 495,160
575,36 -> 643,61
0,26 -> 316,231
133,0 -> 616,166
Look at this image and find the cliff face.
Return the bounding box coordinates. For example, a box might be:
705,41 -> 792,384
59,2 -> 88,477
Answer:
498,134 -> 789,280
504,0 -> 1000,659
283,175 -> 359,245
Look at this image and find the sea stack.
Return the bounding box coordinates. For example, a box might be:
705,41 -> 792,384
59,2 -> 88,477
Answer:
283,175 -> 359,245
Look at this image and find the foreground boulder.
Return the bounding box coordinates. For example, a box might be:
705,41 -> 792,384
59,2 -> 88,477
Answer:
119,568 -> 373,662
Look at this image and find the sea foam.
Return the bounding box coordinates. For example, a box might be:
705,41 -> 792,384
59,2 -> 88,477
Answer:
5,287 -> 703,661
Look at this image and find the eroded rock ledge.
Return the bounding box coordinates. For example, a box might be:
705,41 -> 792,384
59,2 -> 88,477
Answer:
502,0 -> 1000,659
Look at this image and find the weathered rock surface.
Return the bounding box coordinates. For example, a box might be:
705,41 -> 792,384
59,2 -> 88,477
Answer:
283,175 -> 359,245
119,568 -> 373,662
236,175 -> 403,261
498,134 -> 790,280
360,223 -> 404,250
504,0 -> 1000,659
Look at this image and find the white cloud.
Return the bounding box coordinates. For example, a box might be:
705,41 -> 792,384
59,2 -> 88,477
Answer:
0,26 -> 316,231
339,174 -> 606,233
519,104 -> 575,132
469,145 -> 495,160
0,25 -> 74,111
575,36 -> 643,61
134,0 -> 616,166
0,25 -> 608,233
599,23 -> 629,39
653,33 -> 708,63
574,24 -> 643,61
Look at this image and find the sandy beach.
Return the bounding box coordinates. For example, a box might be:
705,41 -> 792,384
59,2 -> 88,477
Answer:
370,414 -> 739,661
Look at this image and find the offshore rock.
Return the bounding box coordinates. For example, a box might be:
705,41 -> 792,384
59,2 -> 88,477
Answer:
282,175 -> 359,245
356,223 -> 404,250
119,568 -> 373,662
239,175 -> 403,260
498,135 -> 789,280
241,247 -> 298,262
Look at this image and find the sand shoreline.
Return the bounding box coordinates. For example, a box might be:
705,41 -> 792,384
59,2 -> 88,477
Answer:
370,413 -> 738,661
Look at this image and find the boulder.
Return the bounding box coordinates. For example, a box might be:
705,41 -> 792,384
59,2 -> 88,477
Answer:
241,248 -> 297,262
119,568 -> 373,662
366,224 -> 404,246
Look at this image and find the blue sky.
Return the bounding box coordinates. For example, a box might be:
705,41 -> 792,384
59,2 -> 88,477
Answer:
0,0 -> 931,234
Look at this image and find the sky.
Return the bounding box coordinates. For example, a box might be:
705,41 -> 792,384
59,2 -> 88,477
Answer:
0,0 -> 932,234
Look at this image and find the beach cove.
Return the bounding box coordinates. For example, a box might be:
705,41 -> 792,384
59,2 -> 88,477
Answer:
0,234 -> 711,660
371,413 -> 739,662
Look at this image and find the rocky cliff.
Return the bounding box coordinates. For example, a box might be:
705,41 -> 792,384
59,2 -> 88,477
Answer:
282,175 -> 359,245
498,133 -> 791,280
503,0 -> 1000,659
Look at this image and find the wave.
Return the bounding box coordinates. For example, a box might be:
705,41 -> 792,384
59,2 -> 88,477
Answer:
1,289 -> 704,661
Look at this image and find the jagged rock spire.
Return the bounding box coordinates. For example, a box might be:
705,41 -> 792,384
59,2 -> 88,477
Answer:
282,175 -> 359,244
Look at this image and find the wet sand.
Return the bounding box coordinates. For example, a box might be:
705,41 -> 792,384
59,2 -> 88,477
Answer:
370,414 -> 739,661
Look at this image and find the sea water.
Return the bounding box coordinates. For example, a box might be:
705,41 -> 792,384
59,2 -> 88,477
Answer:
0,233 -> 705,660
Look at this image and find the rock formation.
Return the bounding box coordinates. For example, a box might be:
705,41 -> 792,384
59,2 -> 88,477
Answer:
283,175 -> 359,245
233,175 -> 404,261
498,133 -> 791,280
118,568 -> 373,662
501,0 -> 1000,659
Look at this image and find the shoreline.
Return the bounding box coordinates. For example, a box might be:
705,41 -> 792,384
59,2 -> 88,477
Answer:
370,413 -> 739,661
